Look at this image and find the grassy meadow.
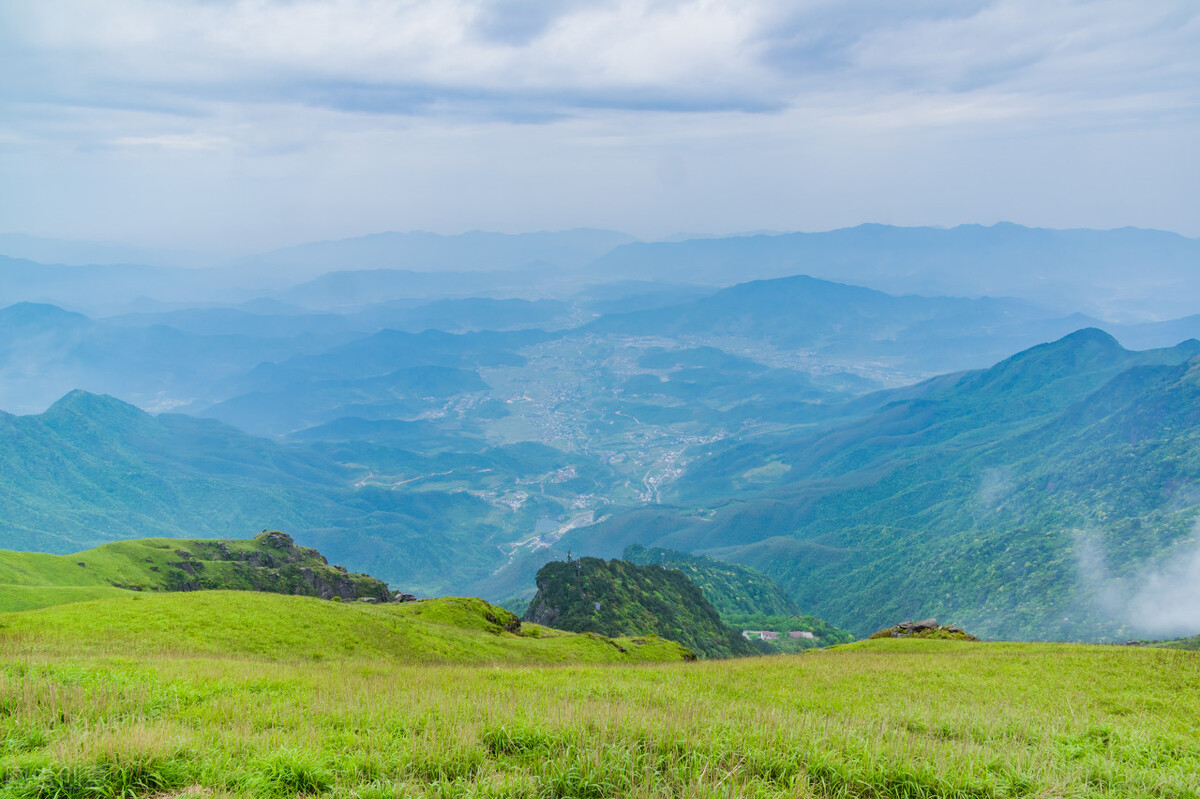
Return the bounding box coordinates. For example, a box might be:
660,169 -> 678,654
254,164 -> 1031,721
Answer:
2,592 -> 1199,798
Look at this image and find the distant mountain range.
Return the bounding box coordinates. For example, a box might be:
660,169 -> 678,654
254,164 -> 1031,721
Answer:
231,228 -> 636,274
0,302 -> 336,414
591,223 -> 1200,320
4,223 -> 1198,320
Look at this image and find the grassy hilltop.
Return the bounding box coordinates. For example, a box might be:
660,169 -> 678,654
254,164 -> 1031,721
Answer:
0,530 -> 393,612
0,591 -> 690,665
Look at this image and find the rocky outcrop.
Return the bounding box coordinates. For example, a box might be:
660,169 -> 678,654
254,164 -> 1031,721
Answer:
161,530 -> 399,603
868,619 -> 981,641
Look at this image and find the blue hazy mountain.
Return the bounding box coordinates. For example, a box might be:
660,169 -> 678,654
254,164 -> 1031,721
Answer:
582,273 -> 1097,374
200,328 -> 546,436
234,228 -> 636,274
346,297 -> 575,332
0,302 -> 347,414
0,229 -> 635,313
8,224 -> 1198,321
572,281 -> 719,314
0,233 -> 215,268
591,223 -> 1200,320
271,267 -> 565,309
105,307 -> 364,340
203,365 -> 492,436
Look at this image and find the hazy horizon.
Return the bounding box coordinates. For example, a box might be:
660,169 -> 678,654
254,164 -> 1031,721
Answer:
3,220 -> 1199,270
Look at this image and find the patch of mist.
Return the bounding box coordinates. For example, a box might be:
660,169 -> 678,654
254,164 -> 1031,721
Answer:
1126,520 -> 1200,637
1071,528 -> 1123,618
1071,522 -> 1200,639
976,466 -> 1015,512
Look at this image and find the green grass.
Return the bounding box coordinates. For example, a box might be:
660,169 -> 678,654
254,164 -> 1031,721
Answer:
0,537 -> 265,593
1,594 -> 1198,797
0,542 -> 169,612
0,533 -> 390,612
0,592 -> 691,665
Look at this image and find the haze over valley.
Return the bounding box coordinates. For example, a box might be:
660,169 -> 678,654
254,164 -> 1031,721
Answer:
2,222 -> 1199,642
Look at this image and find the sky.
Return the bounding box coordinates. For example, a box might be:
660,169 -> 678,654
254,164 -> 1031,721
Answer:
1,0 -> 1198,253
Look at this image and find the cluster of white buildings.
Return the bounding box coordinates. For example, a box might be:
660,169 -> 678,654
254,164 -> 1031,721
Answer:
742,630 -> 815,641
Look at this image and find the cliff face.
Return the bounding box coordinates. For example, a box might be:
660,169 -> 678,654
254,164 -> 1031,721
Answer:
523,557 -> 755,658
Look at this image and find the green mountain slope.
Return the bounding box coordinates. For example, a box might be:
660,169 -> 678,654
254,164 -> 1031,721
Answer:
621,544 -> 855,649
622,544 -> 800,617
523,557 -> 755,658
564,331 -> 1200,642
0,530 -> 393,612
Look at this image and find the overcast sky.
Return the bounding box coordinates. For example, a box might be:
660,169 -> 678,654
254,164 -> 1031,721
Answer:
1,0 -> 1197,252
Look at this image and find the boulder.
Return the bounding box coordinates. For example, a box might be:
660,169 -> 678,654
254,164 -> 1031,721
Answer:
869,620 -> 979,641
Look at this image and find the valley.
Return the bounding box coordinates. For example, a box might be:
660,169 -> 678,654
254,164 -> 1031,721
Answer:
3,226 -> 1200,645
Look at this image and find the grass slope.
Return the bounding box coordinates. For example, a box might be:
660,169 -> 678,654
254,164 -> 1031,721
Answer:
0,531 -> 391,612
1,634 -> 1197,797
0,591 -> 690,665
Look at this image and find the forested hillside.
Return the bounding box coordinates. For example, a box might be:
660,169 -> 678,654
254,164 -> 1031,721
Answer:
524,557 -> 754,658
567,331 -> 1200,641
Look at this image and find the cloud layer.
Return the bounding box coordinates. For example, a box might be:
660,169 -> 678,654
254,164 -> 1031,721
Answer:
2,0 -> 1198,250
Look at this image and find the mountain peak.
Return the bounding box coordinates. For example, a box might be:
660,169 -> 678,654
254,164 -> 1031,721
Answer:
42,390 -> 150,425
937,328 -> 1134,415
1055,327 -> 1123,350
992,328 -> 1125,374
0,302 -> 90,329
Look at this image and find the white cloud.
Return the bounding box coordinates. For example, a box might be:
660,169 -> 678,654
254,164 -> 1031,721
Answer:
110,133 -> 236,152
1,0 -> 1198,248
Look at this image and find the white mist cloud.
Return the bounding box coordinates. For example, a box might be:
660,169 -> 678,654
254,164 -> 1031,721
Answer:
976,465 -> 1016,511
1127,522 -> 1200,637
